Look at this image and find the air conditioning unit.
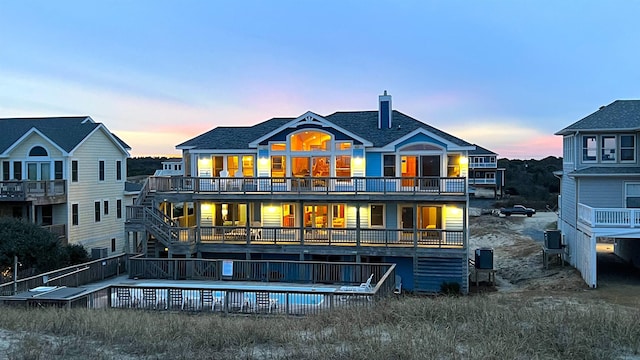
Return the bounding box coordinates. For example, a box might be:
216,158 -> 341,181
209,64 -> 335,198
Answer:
474,248 -> 494,269
544,230 -> 562,249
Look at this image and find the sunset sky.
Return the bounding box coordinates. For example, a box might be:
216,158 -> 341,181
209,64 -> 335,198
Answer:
2,1 -> 640,159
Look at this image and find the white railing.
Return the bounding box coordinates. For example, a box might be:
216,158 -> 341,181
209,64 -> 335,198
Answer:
469,162 -> 497,169
468,178 -> 496,185
578,203 -> 640,228
147,176 -> 467,195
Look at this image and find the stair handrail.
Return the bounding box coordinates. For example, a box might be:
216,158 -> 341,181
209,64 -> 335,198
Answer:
134,177 -> 151,207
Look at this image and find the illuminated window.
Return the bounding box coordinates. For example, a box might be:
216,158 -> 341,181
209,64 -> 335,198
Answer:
282,204 -> 296,227
291,131 -> 331,151
212,156 -> 223,176
271,156 -> 286,178
271,143 -> 286,151
242,156 -> 254,177
227,156 -> 239,176
336,142 -> 351,151
334,156 -> 350,177
332,204 -> 346,228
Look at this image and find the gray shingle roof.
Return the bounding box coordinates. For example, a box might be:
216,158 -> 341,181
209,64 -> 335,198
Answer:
176,118 -> 293,149
556,100 -> 640,135
177,110 -> 474,150
469,144 -> 497,156
0,116 -> 130,153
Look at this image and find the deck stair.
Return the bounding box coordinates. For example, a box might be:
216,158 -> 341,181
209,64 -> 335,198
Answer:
131,178 -> 193,254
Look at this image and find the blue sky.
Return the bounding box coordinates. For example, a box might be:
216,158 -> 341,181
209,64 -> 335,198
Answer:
2,1 -> 639,159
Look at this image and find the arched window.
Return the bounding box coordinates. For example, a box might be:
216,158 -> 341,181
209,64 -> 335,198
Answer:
290,131 -> 331,151
29,146 -> 48,156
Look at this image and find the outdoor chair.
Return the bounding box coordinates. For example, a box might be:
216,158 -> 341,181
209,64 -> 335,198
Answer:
201,290 -> 220,311
338,274 -> 374,301
116,288 -> 132,308
142,289 -> 159,309
254,292 -> 278,313
167,289 -> 184,310
227,291 -> 249,312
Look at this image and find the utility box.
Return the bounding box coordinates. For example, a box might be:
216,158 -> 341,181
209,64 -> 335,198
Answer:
91,247 -> 108,260
474,248 -> 494,269
544,230 -> 562,249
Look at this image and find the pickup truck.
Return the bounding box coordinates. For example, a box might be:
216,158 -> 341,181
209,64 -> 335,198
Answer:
500,205 -> 536,217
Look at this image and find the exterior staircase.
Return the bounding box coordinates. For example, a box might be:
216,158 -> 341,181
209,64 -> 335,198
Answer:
127,177 -> 195,256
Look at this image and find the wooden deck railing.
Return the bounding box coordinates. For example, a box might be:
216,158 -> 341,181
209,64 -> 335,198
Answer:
0,253 -> 129,296
1,259 -> 396,315
146,176 -> 467,195
0,180 -> 66,201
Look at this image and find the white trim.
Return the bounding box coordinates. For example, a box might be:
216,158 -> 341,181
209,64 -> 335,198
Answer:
69,124 -> 130,157
186,149 -> 257,154
1,128 -> 69,156
377,128 -> 474,152
248,111 -> 373,148
98,159 -> 106,182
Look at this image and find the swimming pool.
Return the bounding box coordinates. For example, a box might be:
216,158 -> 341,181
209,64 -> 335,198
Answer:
112,283 -> 331,308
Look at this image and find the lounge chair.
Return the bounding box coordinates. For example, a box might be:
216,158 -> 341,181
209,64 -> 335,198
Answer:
225,291 -> 249,312
201,290 -> 219,311
339,274 -> 374,292
167,289 -> 184,310
116,288 -> 132,308
339,274 -> 374,301
142,289 -> 159,309
253,292 -> 278,313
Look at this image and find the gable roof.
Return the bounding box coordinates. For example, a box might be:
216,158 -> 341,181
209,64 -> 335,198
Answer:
177,118 -> 293,150
0,116 -> 131,154
555,100 -> 640,136
177,110 -> 474,150
469,144 -> 497,156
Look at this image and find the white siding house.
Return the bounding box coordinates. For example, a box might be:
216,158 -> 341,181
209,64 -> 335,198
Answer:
556,101 -> 640,287
0,116 -> 131,257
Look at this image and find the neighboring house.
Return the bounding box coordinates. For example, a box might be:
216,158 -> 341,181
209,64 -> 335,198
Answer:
127,93 -> 476,293
0,116 -> 131,256
555,100 -> 640,287
153,158 -> 184,176
468,144 -> 504,198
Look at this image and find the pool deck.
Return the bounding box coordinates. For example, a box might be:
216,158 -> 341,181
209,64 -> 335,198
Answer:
2,275 -> 344,301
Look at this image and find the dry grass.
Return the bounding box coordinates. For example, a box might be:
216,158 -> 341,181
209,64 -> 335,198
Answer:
2,293 -> 640,360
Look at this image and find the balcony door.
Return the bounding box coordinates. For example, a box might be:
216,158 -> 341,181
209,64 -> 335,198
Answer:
27,162 -> 50,193
401,155 -> 440,188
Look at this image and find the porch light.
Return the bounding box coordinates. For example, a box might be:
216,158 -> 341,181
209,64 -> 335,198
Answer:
459,156 -> 468,165
267,205 -> 277,213
353,157 -> 363,166
446,207 -> 462,217
259,157 -> 268,166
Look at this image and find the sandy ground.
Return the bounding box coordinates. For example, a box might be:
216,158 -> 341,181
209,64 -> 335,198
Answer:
469,210 -> 640,307
3,212 -> 640,358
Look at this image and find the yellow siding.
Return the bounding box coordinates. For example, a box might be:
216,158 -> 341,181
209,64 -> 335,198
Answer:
66,128 -> 127,254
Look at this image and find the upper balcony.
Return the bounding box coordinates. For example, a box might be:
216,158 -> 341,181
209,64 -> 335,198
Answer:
469,162 -> 497,169
578,203 -> 640,229
146,176 -> 467,201
0,180 -> 66,204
